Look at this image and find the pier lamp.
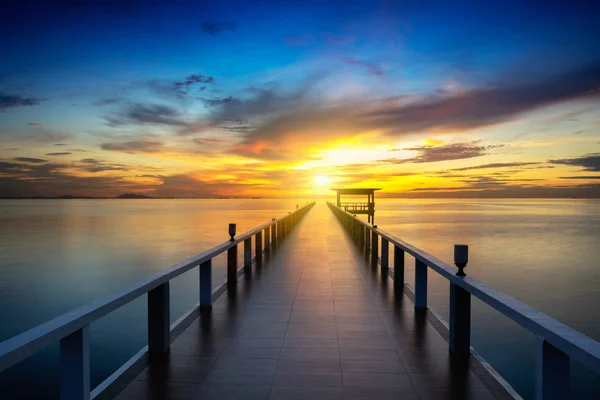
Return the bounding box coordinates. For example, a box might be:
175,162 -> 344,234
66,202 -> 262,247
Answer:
454,244 -> 468,276
229,223 -> 236,241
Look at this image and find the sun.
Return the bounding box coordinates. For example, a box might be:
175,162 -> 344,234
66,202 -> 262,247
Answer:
314,175 -> 331,187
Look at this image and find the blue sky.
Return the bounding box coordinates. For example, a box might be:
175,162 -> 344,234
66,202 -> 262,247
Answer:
1,0 -> 599,197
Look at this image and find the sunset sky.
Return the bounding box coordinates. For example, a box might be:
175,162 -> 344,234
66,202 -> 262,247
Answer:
1,0 -> 599,198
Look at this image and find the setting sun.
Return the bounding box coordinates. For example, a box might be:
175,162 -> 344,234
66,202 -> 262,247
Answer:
314,175 -> 332,187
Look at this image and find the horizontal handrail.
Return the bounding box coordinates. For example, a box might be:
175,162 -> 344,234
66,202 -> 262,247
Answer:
0,202 -> 315,373
327,202 -> 600,375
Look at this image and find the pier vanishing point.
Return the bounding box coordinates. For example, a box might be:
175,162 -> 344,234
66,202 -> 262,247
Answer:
1,202 -> 600,400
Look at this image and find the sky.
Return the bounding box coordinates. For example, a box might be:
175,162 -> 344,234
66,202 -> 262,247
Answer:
0,0 -> 599,198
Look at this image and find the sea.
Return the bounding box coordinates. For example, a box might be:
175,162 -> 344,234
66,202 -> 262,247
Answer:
0,198 -> 599,399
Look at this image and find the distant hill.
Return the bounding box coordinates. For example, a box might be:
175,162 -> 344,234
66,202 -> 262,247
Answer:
115,193 -> 153,199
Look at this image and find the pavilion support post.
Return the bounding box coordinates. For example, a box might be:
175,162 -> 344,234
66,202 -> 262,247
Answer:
393,246 -> 404,291
414,259 -> 427,309
60,325 -> 90,400
536,337 -> 570,400
199,259 -> 212,309
148,282 -> 170,357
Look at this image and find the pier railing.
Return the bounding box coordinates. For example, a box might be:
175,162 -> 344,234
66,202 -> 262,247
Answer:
339,202 -> 373,213
0,202 -> 315,400
327,201 -> 600,400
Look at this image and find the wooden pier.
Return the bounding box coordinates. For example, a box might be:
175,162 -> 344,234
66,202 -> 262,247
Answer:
1,202 -> 600,400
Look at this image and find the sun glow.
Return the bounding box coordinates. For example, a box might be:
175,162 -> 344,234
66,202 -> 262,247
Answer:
314,174 -> 332,187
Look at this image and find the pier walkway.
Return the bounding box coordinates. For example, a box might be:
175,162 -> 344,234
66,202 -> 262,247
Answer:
107,204 -> 501,400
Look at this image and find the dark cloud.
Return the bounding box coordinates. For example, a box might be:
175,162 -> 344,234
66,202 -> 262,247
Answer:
0,92 -> 43,110
14,157 -> 47,163
201,96 -> 240,107
283,34 -> 316,46
194,138 -> 230,145
343,57 -> 385,77
106,103 -> 186,127
230,61 -> 600,160
54,143 -> 67,146
362,61 -> 600,135
379,142 -> 501,164
92,98 -> 121,106
101,140 -> 165,153
46,152 -> 71,156
177,74 -> 214,86
560,176 -> 600,179
404,183 -> 600,198
27,122 -> 43,126
549,153 -> 600,172
0,161 -> 138,198
201,21 -> 236,35
0,161 -> 21,172
4,148 -> 18,151
450,162 -> 541,171
79,158 -> 129,173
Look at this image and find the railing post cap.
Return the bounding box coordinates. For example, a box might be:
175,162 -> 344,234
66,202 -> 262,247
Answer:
454,244 -> 468,263
454,244 -> 468,276
228,223 -> 236,241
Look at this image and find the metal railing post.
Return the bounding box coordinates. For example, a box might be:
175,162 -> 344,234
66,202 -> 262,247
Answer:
199,259 -> 212,309
414,259 -> 427,309
255,230 -> 263,259
244,238 -> 252,269
393,246 -> 404,290
271,220 -> 276,247
265,227 -> 270,250
381,238 -> 389,270
227,244 -> 238,288
449,244 -> 470,356
148,282 -> 170,357
371,226 -> 378,263
536,337 -> 570,400
60,326 -> 90,400
277,219 -> 283,240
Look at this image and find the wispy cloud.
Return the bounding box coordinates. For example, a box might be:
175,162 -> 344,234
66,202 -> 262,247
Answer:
46,152 -> 71,156
379,142 -> 502,164
549,153 -> 600,172
105,103 -> 187,127
14,157 -> 47,163
0,92 -> 43,110
343,57 -> 385,77
201,21 -> 236,35
101,140 -> 166,153
450,162 -> 541,171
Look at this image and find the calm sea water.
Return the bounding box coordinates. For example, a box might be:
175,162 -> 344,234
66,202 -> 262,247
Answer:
0,199 -> 599,399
